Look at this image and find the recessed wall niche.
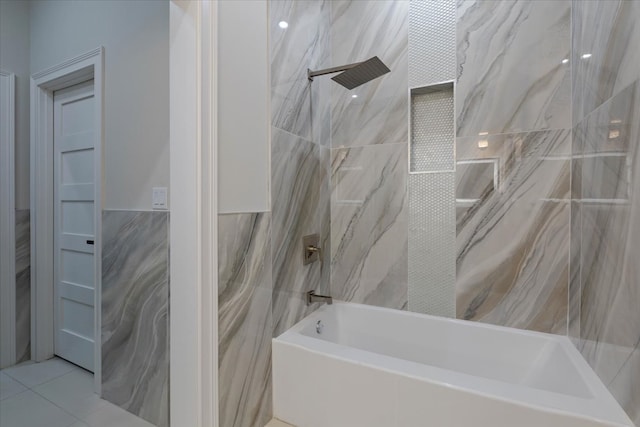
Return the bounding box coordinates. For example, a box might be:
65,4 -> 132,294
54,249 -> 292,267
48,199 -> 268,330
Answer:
410,82 -> 455,173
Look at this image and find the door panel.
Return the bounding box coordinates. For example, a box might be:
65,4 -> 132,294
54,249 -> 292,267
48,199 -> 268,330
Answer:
54,80 -> 96,372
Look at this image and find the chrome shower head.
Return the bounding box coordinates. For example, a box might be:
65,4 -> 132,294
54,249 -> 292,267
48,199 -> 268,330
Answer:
308,56 -> 391,90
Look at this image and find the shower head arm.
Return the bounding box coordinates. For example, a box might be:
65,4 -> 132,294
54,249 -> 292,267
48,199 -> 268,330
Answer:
307,61 -> 363,81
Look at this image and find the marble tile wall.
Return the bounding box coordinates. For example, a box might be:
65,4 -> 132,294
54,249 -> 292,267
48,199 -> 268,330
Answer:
331,0 -> 408,149
456,0 -> 571,137
330,143 -> 408,309
217,2 -> 332,427
329,0 -> 409,309
270,0 -> 331,146
456,130 -> 570,333
269,0 -> 331,337
572,0 -> 640,126
15,209 -> 30,364
271,128 -> 330,336
101,210 -> 169,427
575,82 -> 640,425
571,0 -> 640,418
454,0 -> 572,334
218,213 -> 273,427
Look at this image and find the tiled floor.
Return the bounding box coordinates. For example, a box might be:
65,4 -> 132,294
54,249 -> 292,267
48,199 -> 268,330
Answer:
0,357 -> 154,427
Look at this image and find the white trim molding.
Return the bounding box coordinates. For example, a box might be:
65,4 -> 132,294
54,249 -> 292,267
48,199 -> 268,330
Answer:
170,1 -> 218,425
30,47 -> 104,393
0,70 -> 17,369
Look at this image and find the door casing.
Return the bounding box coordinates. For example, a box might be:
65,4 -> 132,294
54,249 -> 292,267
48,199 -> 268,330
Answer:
30,47 -> 103,392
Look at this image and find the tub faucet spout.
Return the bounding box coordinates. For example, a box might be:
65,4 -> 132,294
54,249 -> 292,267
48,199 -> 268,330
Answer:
306,290 -> 333,306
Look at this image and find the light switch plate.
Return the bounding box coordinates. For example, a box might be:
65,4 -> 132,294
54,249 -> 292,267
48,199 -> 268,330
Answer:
152,187 -> 168,210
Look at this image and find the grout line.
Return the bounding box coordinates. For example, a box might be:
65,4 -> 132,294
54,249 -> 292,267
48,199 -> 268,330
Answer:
32,366 -> 83,389
272,125 -> 327,147
2,358 -> 79,390
456,127 -> 572,139
0,387 -> 83,425
30,389 -> 84,426
330,141 -> 408,151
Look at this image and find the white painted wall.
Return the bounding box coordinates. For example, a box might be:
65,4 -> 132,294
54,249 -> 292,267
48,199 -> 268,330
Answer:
218,0 -> 270,213
0,0 -> 30,209
30,0 -> 169,210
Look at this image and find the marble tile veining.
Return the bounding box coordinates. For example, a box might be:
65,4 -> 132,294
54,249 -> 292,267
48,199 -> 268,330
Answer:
270,0 -> 331,145
330,143 -> 408,309
456,130 -> 571,333
271,128 -> 329,337
456,0 -> 571,137
219,213 -> 273,427
101,211 -> 169,427
576,81 -> 640,423
331,0 -> 409,148
15,209 -> 30,364
572,0 -> 640,124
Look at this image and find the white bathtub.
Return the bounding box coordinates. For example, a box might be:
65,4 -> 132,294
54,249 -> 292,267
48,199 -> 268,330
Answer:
272,302 -> 633,427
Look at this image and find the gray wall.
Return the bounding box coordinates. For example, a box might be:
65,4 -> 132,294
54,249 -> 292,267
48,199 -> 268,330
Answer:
0,0 -> 30,210
571,1 -> 640,423
30,0 -> 169,210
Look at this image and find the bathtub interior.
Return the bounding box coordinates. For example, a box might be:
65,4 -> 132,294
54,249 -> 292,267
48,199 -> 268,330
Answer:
296,303 -> 592,399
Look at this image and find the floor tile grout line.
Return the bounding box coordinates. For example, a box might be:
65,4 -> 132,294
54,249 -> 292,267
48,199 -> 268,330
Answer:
31,364 -> 84,389
0,372 -> 29,398
29,387 -> 85,425
3,382 -> 85,425
2,362 -> 78,390
0,387 -> 83,427
1,370 -> 34,390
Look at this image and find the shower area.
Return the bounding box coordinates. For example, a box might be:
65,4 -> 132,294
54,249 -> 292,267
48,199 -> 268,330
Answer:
217,1 -> 640,426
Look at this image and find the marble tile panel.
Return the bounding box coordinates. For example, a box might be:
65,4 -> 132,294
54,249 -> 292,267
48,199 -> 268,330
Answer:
330,143 -> 408,309
577,82 -> 640,422
572,0 -> 640,124
456,0 -> 571,137
271,128 -> 328,337
270,0 -> 331,145
456,129 -> 571,333
218,213 -> 273,427
15,209 -> 30,364
330,0 -> 409,148
101,211 -> 169,427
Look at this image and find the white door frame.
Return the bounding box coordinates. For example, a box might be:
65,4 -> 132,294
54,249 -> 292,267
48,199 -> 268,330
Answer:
170,1 -> 218,425
0,70 -> 17,369
30,47 -> 104,391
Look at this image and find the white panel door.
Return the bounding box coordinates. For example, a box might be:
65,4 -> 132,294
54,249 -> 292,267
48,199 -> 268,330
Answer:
54,80 -> 96,372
